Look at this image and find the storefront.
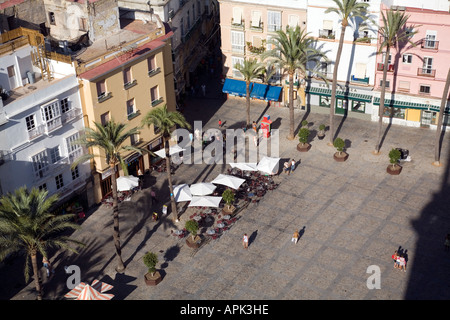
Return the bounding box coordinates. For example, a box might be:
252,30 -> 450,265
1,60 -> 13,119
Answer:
125,152 -> 144,177
99,165 -> 119,198
147,137 -> 164,170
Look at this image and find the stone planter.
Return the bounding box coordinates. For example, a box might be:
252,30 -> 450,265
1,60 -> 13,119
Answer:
144,271 -> 162,286
387,164 -> 402,175
297,143 -> 311,152
186,235 -> 201,249
333,152 -> 349,162
221,205 -> 235,215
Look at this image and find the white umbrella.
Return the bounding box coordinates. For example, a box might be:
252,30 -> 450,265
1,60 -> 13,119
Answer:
173,184 -> 192,202
211,174 -> 245,189
230,162 -> 258,171
188,196 -> 222,208
189,182 -> 217,196
116,175 -> 140,191
154,145 -> 185,158
257,156 -> 281,175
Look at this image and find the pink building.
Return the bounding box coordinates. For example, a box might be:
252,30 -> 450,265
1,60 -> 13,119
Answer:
374,4 -> 450,128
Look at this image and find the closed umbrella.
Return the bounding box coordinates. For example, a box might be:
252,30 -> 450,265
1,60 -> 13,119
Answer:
257,156 -> 280,175
173,184 -> 192,202
154,145 -> 185,158
189,182 -> 217,196
116,175 -> 140,191
188,196 -> 222,208
211,174 -> 245,189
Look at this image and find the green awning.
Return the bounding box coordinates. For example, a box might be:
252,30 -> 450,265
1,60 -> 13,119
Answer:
306,87 -> 372,102
373,97 -> 442,111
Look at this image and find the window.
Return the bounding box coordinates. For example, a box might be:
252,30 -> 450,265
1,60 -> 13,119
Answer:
41,101 -> 61,123
49,12 -> 55,25
288,15 -> 299,28
424,30 -> 437,49
150,86 -> 158,102
32,150 -> 49,179
352,101 -> 366,113
383,107 -> 405,119
232,56 -> 244,78
231,30 -> 245,53
422,57 -> 433,73
379,79 -> 390,88
96,80 -> 106,98
251,11 -> 261,28
398,81 -> 410,92
26,115 -> 36,131
127,99 -> 136,117
321,20 -> 334,38
66,132 -> 81,159
267,11 -> 281,32
100,112 -> 110,126
147,56 -> 157,74
79,17 -> 87,31
232,7 -> 243,25
49,146 -> 61,163
130,133 -> 140,145
60,98 -> 70,113
38,183 -> 47,191
419,85 -> 431,94
123,67 -> 132,86
71,165 -> 80,180
55,174 -> 64,190
402,54 -> 412,64
382,52 -> 392,65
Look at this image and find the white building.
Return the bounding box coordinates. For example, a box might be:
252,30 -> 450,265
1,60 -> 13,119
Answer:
305,0 -> 383,119
0,28 -> 90,208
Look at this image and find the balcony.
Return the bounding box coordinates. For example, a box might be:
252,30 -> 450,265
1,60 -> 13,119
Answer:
250,21 -> 264,32
28,125 -> 45,141
354,36 -> 371,44
124,79 -> 137,90
0,150 -> 12,165
377,63 -> 394,72
61,108 -> 82,125
97,92 -> 112,103
148,67 -> 161,77
68,148 -> 85,164
127,110 -> 141,120
421,39 -> 439,50
231,18 -> 245,30
45,117 -> 63,134
151,97 -> 164,107
318,29 -> 335,40
417,68 -> 436,78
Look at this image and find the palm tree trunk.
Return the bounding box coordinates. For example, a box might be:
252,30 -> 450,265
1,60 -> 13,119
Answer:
165,137 -> 178,222
434,67 -> 450,165
287,72 -> 295,140
375,46 -> 390,154
31,253 -> 42,300
329,24 -> 346,145
110,163 -> 125,273
246,81 -> 251,127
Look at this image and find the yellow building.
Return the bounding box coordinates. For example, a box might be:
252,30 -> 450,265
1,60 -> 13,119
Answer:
75,18 -> 176,203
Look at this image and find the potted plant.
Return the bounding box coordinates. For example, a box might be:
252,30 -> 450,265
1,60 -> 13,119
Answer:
185,219 -> 201,248
317,124 -> 326,140
301,120 -> 309,128
297,127 -> 311,152
387,148 -> 402,175
333,137 -> 349,161
143,252 -> 162,286
222,189 -> 236,214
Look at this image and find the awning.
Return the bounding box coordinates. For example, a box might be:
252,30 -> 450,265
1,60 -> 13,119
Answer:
222,78 -> 250,97
306,86 -> 372,103
373,97 -> 443,111
250,83 -> 282,101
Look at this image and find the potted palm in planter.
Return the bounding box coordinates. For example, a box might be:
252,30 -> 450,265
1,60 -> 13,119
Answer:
185,219 -> 201,248
222,189 -> 236,214
143,252 -> 162,286
317,124 -> 326,140
297,127 -> 311,152
333,137 -> 349,162
387,148 -> 402,175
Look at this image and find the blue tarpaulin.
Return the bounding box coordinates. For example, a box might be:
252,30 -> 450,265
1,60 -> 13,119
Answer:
222,78 -> 250,97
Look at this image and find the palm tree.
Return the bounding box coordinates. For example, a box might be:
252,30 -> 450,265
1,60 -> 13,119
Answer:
263,25 -> 326,140
0,187 -> 84,300
141,104 -> 191,223
374,9 -> 417,154
325,0 -> 370,145
434,67 -> 450,166
234,58 -> 265,127
72,120 -> 144,273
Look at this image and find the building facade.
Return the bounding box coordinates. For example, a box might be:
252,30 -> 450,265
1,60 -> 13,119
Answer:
0,28 -> 90,208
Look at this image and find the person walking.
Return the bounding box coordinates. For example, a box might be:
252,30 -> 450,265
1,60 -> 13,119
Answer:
42,257 -> 54,277
218,119 -> 222,128
201,84 -> 206,97
292,230 -> 299,244
284,161 -> 290,175
392,250 -> 399,269
445,234 -> 450,251
242,233 -> 249,249
397,254 -> 406,272
252,121 -> 257,133
150,189 -> 157,205
290,159 -> 296,173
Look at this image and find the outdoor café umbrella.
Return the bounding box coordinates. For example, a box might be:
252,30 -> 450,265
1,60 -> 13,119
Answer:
64,279 -> 114,300
116,175 -> 140,191
211,174 -> 245,190
189,182 -> 217,196
154,145 -> 185,158
230,162 -> 258,171
256,156 -> 280,175
173,184 -> 192,202
188,196 -> 222,208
